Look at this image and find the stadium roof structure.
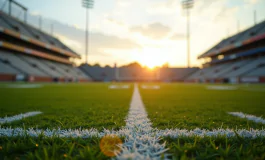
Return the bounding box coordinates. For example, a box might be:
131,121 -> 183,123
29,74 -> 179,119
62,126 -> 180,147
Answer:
0,11 -> 81,65
198,20 -> 265,59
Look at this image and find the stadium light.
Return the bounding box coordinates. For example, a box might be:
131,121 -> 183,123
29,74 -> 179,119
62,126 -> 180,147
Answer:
82,0 -> 94,64
182,0 -> 194,68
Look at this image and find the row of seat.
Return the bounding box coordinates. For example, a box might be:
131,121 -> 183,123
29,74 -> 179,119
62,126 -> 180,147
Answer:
187,56 -> 265,80
0,12 -> 75,54
0,51 -> 90,80
201,20 -> 265,58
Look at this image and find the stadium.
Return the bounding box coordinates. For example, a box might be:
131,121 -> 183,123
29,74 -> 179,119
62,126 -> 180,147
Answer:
0,0 -> 265,159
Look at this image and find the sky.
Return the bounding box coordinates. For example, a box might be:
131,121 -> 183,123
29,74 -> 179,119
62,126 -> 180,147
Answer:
1,0 -> 265,68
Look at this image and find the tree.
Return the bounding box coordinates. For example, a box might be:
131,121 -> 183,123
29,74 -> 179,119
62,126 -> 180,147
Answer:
162,63 -> 169,68
122,62 -> 142,68
93,63 -> 101,67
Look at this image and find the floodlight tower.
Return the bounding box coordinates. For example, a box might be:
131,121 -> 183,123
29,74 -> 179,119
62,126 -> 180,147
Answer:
82,0 -> 94,64
182,0 -> 194,68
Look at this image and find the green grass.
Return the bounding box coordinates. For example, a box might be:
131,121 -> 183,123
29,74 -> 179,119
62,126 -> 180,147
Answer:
164,136 -> 265,160
140,83 -> 265,159
140,83 -> 265,130
0,83 -> 133,130
1,82 -> 265,159
0,137 -> 111,160
0,83 -> 132,159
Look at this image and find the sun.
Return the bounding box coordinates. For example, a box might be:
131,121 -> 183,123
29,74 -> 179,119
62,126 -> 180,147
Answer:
132,48 -> 167,69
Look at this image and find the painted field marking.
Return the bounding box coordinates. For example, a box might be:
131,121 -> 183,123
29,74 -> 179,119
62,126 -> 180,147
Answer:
1,126 -> 264,139
0,111 -> 42,124
5,84 -> 43,89
206,86 -> 237,90
141,85 -> 160,90
109,85 -> 130,89
228,112 -> 265,124
116,84 -> 168,159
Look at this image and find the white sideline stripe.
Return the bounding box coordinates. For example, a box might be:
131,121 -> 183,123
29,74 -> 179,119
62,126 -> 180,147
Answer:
109,85 -> 130,89
228,112 -> 265,124
5,84 -> 43,88
116,84 -> 168,159
206,86 -> 237,90
157,128 -> 265,138
0,127 -> 264,139
0,111 -> 42,124
141,85 -> 160,90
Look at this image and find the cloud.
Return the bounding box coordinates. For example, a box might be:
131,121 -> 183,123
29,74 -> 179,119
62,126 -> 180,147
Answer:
22,13 -> 142,66
55,34 -> 82,50
146,0 -> 178,15
116,0 -> 131,7
170,33 -> 186,41
90,32 -> 141,49
105,17 -> 125,27
30,11 -> 41,16
72,24 -> 81,30
213,6 -> 239,22
130,22 -> 171,39
244,0 -> 260,4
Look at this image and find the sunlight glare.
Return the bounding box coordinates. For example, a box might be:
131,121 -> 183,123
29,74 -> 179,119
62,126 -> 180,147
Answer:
133,48 -> 168,69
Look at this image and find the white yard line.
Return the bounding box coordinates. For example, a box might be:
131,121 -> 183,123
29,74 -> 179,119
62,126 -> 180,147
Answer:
0,111 -> 42,124
0,127 -> 264,139
228,112 -> 265,124
157,128 -> 265,138
206,86 -> 237,90
116,84 -> 168,159
5,84 -> 43,88
109,85 -> 130,89
141,85 -> 160,90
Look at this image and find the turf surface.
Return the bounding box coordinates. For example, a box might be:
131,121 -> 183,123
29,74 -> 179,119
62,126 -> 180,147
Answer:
0,83 -> 133,130
1,82 -> 265,159
140,83 -> 265,159
140,83 -> 265,130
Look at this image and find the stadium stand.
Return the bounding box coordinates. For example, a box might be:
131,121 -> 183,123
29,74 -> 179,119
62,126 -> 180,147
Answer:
187,19 -> 265,83
79,65 -> 117,82
158,68 -> 198,82
0,11 -> 92,82
79,64 -> 199,82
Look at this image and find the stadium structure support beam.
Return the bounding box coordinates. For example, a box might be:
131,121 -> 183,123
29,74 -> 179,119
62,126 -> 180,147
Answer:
182,0 -> 194,68
82,0 -> 94,64
39,16 -> 42,30
254,10 -> 257,25
237,20 -> 240,33
8,0 -> 11,15
8,0 -> 28,23
51,24 -> 53,35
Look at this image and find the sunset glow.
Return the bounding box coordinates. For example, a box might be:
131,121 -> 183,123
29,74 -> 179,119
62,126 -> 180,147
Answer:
9,0 -> 265,68
132,48 -> 168,69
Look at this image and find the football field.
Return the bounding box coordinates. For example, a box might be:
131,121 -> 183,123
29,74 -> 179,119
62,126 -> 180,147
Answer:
0,83 -> 265,159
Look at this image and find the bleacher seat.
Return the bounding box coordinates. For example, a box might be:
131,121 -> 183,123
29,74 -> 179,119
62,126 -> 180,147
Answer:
0,51 -> 48,76
245,66 -> 265,76
0,60 -> 21,74
223,57 -> 265,78
19,54 -> 64,77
